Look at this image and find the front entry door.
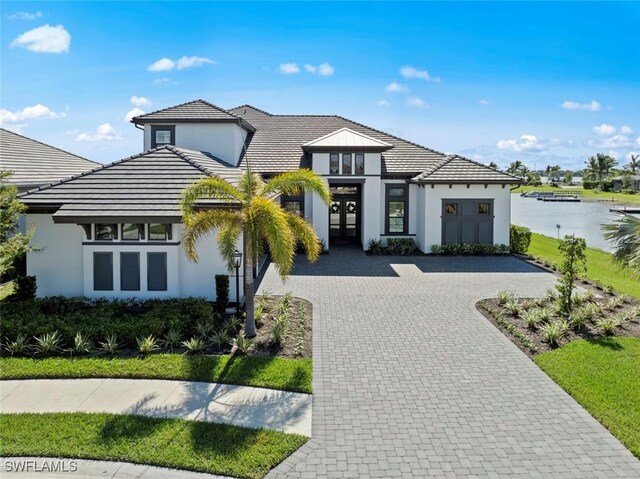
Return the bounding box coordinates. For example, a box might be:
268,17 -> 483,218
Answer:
329,186 -> 360,244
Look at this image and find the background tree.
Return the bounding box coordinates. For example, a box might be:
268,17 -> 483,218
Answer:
563,171 -> 573,185
506,161 -> 528,177
625,154 -> 639,175
544,164 -> 562,184
488,161 -> 498,169
583,153 -> 617,190
180,169 -> 331,337
0,172 -> 34,280
525,171 -> 542,186
555,235 -> 587,317
602,214 -> 640,276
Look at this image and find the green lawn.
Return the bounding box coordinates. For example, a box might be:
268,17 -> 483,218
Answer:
527,232 -> 640,299
0,413 -> 306,479
535,338 -> 640,458
0,354 -> 312,394
512,185 -> 640,204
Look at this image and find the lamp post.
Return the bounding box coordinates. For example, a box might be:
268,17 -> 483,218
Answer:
232,249 -> 242,315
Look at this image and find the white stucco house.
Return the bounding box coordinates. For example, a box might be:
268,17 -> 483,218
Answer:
17,100 -> 520,301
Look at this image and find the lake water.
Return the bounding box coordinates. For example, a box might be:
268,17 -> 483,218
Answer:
511,194 -> 637,252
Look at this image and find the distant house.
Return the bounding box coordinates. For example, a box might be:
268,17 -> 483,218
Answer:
18,100 -> 520,300
612,175 -> 640,192
0,128 -> 100,191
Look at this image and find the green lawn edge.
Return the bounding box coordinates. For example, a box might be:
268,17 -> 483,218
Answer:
535,337 -> 640,458
0,354 -> 312,394
512,185 -> 640,204
0,412 -> 307,479
525,232 -> 640,299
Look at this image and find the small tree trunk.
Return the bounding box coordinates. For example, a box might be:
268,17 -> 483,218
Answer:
243,230 -> 256,338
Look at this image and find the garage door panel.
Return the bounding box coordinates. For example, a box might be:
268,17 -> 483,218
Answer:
478,221 -> 492,243
441,199 -> 494,245
461,221 -> 476,243
461,201 -> 475,216
443,221 -> 459,244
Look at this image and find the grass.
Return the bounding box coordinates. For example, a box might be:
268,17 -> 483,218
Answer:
535,337 -> 640,458
0,281 -> 15,301
527,232 -> 640,299
512,185 -> 640,204
0,413 -> 307,479
0,354 -> 312,394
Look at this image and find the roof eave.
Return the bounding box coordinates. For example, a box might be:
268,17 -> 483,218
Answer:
131,117 -> 256,132
301,145 -> 394,152
408,178 -> 523,185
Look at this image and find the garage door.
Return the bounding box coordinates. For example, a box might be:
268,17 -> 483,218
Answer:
442,199 -> 494,245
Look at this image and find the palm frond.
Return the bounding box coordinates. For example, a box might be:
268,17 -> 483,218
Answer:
262,169 -> 332,205
217,222 -> 243,271
245,196 -> 296,277
181,209 -> 242,261
180,177 -> 244,220
286,212 -> 321,263
238,171 -> 264,200
602,214 -> 640,275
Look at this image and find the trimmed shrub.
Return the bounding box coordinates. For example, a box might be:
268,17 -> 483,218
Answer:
431,243 -> 509,256
214,274 -> 230,314
509,225 -> 531,254
367,239 -> 384,254
386,238 -> 419,255
9,275 -> 37,301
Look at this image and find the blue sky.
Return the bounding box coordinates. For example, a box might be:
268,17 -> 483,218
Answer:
2,1 -> 639,169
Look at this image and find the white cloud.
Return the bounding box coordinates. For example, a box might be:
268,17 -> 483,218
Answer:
406,97 -> 428,108
561,100 -> 601,111
497,134 -> 548,153
376,100 -> 390,107
278,63 -> 300,74
11,24 -> 70,53
6,11 -> 43,20
478,99 -> 490,105
399,66 -> 441,82
176,55 -> 215,70
317,62 -> 334,76
0,104 -> 65,125
385,82 -> 408,93
620,125 -> 634,135
593,123 -> 616,136
148,58 -> 175,72
304,64 -> 316,73
76,123 -> 121,142
637,137 -> 640,147
588,135 -> 633,149
124,108 -> 145,122
130,96 -> 150,107
153,77 -> 171,84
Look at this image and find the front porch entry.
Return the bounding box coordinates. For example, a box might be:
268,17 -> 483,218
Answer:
329,184 -> 361,245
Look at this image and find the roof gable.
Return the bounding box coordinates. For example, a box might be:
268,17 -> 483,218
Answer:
410,155 -> 522,184
0,128 -> 100,188
302,127 -> 393,151
132,99 -> 255,131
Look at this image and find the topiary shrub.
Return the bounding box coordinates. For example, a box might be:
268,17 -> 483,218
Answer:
510,224 -> 532,254
431,243 -> 509,256
214,274 -> 230,314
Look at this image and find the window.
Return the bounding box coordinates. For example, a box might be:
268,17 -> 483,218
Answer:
149,224 -> 172,241
148,252 -> 167,291
95,224 -> 117,241
93,252 -> 113,291
120,253 -> 140,291
385,184 -> 409,234
122,224 -> 143,241
342,153 -> 352,175
355,153 -> 365,175
444,203 -> 457,215
151,126 -> 175,148
282,196 -> 304,216
329,153 -> 340,174
478,202 -> 490,215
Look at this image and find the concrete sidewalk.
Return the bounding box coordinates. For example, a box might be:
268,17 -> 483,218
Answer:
1,378 -> 311,436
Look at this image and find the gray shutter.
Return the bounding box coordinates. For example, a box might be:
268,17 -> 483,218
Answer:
93,253 -> 113,291
120,253 -> 140,291
147,252 -> 167,291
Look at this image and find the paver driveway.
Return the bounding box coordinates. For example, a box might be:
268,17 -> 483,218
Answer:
262,247 -> 640,478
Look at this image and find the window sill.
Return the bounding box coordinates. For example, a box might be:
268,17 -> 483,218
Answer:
380,233 -> 416,237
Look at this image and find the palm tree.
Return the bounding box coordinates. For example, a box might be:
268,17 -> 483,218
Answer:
602,214 -> 640,276
506,161 -> 528,177
488,161 -> 498,170
180,169 -> 331,337
625,154 -> 639,175
584,153 -> 617,189
544,164 -> 561,184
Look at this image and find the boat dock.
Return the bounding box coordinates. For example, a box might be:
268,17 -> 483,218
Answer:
610,206 -> 640,214
521,191 -> 582,202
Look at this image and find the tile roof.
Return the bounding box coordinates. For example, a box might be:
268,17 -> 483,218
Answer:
0,128 -> 100,188
302,128 -> 393,150
19,146 -> 242,221
409,155 -> 522,184
132,99 -> 255,131
229,105 -> 456,175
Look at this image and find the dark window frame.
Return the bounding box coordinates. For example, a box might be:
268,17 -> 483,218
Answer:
93,252 -> 113,291
384,184 -> 409,235
354,153 -> 365,175
281,195 -> 305,217
329,153 -> 340,175
342,153 -> 352,175
147,252 -> 168,292
95,224 -> 118,241
122,223 -> 144,241
120,252 -> 140,291
148,224 -> 172,241
151,125 -> 176,148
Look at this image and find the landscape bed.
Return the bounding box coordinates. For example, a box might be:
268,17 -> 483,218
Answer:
0,412 -> 307,479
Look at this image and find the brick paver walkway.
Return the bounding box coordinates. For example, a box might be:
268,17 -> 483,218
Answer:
262,247 -> 640,478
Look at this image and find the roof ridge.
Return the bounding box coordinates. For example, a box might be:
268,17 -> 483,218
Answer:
228,104 -> 273,116
169,145 -> 237,172
1,127 -> 100,166
18,146 -> 200,199
450,154 -> 521,180
131,98 -> 238,121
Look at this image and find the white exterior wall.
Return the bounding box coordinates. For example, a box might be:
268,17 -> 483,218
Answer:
423,184 -> 512,251
415,186 -> 426,251
362,176 -> 381,246
144,123 -> 247,166
26,214 -> 84,297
